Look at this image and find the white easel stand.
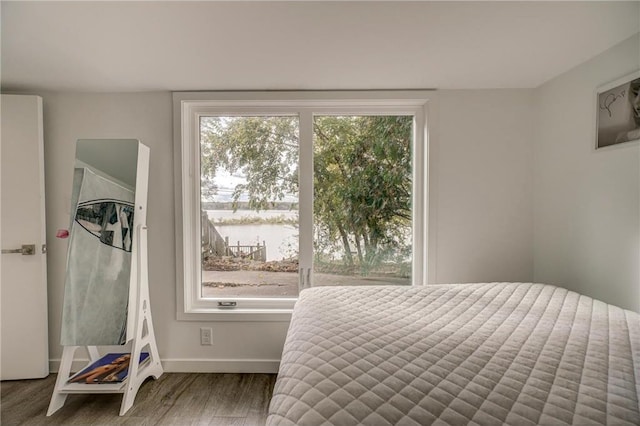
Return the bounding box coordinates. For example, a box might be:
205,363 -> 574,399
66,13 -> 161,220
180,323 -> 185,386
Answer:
47,226 -> 163,416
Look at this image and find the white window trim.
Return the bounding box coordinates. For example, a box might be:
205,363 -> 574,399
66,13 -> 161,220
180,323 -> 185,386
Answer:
173,91 -> 434,321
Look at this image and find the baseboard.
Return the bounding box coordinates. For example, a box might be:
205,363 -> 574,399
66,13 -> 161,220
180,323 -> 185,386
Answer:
50,358 -> 280,374
161,358 -> 280,373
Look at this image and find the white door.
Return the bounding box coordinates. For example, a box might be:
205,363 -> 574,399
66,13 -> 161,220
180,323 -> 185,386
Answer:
1,94 -> 49,380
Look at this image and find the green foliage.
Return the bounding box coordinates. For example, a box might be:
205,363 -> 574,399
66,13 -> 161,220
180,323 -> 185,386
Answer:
200,114 -> 412,276
200,116 -> 298,210
313,116 -> 412,273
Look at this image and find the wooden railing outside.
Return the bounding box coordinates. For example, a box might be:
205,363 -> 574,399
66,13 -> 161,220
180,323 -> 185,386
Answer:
201,211 -> 227,257
226,240 -> 267,261
201,211 -> 267,261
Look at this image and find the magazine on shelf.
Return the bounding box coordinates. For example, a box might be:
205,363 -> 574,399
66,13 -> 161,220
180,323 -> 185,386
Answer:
67,352 -> 150,384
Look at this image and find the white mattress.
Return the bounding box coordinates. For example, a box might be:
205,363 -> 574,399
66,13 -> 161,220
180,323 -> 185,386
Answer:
267,283 -> 640,425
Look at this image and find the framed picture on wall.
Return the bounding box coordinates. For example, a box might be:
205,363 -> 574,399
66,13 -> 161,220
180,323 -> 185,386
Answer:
596,70 -> 640,149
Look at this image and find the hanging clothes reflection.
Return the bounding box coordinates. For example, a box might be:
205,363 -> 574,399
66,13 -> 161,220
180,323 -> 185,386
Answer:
60,168 -> 134,346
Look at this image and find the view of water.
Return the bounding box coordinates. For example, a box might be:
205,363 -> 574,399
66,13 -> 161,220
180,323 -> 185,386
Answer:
206,210 -> 298,261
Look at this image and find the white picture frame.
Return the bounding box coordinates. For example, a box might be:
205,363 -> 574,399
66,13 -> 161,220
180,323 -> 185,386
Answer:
595,70 -> 640,149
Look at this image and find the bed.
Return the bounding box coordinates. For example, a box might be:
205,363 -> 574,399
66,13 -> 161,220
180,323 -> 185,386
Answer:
267,283 -> 640,425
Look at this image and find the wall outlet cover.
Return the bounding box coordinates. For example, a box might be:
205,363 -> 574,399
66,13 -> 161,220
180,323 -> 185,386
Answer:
200,327 -> 213,345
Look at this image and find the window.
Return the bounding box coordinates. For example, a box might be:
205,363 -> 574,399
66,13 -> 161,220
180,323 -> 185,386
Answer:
312,115 -> 414,287
200,115 -> 300,301
174,92 -> 431,320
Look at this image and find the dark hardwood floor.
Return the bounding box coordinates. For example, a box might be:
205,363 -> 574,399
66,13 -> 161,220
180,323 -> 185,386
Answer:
1,373 -> 277,426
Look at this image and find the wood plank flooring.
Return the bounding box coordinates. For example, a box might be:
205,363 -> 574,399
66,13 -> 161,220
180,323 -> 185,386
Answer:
1,373 -> 276,426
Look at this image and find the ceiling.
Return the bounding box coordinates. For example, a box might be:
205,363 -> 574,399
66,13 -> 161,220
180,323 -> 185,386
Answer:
1,1 -> 639,92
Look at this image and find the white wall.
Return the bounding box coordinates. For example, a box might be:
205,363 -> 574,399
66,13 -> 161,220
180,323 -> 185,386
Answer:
38,89 -> 533,371
434,90 -> 533,283
533,34 -> 640,312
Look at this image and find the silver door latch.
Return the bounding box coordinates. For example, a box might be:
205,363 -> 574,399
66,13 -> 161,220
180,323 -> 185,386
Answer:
1,244 -> 36,255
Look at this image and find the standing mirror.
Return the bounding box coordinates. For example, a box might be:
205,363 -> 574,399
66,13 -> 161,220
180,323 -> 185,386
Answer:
61,139 -> 140,345
50,138 -> 162,417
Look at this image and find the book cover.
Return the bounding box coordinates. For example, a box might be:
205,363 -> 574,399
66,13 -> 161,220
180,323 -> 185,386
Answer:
68,352 -> 150,384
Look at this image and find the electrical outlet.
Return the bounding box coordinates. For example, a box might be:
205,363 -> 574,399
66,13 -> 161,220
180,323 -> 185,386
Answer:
200,327 -> 213,345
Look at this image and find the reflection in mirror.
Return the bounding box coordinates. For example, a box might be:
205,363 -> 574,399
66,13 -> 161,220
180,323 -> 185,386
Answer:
60,139 -> 139,346
75,139 -> 139,190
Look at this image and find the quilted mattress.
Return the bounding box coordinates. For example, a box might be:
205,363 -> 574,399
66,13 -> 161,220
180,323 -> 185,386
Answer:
267,283 -> 640,425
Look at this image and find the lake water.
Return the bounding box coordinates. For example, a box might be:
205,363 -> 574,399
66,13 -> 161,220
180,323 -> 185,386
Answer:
205,210 -> 298,261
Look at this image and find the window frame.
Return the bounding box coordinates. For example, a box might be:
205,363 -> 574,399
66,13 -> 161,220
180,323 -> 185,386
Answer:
173,91 -> 433,321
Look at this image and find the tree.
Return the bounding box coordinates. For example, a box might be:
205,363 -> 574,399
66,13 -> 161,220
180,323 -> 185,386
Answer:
200,115 -> 412,276
200,116 -> 298,210
313,116 -> 412,273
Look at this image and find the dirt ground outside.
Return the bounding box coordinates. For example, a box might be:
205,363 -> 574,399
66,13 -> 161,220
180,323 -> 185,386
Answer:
201,270 -> 410,297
